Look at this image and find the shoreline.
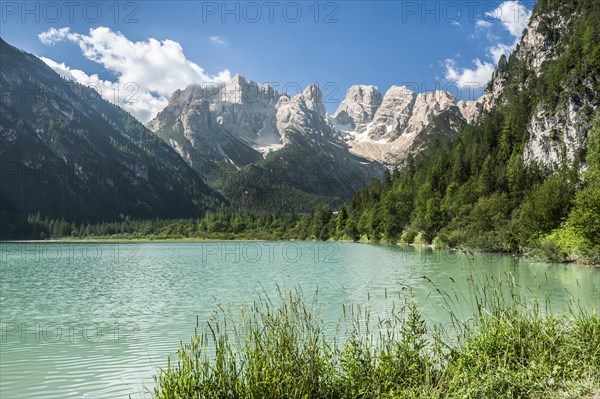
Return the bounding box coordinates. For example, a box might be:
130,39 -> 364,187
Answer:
0,238 -> 272,243
2,238 -> 597,267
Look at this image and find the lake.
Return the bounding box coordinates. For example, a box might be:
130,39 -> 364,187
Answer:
1,242 -> 598,398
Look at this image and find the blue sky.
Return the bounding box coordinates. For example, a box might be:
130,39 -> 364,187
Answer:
1,1 -> 534,121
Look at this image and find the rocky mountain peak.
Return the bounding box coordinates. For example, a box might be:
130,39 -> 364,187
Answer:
365,85 -> 417,141
218,74 -> 281,105
150,73 -> 485,169
147,74 -> 284,168
221,74 -> 247,103
231,73 -> 246,84
333,83 -> 484,164
300,84 -> 325,116
332,85 -> 382,133
275,94 -> 290,108
275,84 -> 332,143
385,85 -> 416,98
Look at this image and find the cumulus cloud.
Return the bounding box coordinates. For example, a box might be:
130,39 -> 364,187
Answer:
38,27 -> 73,45
39,56 -> 170,123
444,58 -> 496,88
210,35 -> 228,45
485,1 -> 531,39
445,1 -> 531,89
487,42 -> 514,63
38,27 -> 231,122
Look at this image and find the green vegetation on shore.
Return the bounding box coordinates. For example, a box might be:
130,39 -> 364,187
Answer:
152,278 -> 600,398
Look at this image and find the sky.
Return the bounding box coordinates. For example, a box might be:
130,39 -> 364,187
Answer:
1,1 -> 534,122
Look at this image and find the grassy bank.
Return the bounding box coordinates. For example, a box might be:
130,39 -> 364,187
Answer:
152,278 -> 599,399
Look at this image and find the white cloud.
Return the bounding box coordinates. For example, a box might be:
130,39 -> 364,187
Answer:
39,56 -> 170,123
38,27 -> 73,45
38,27 -> 231,122
485,1 -> 532,39
487,42 -> 514,63
444,58 -> 495,89
39,56 -> 101,84
444,1 -> 531,88
210,35 -> 228,45
476,20 -> 492,28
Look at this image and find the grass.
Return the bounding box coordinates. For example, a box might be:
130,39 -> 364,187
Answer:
152,277 -> 600,399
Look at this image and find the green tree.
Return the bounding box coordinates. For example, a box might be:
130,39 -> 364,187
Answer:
344,215 -> 360,242
564,115 -> 600,252
382,186 -> 413,241
514,173 -> 576,244
335,204 -> 348,239
311,204 -> 334,241
465,193 -> 511,249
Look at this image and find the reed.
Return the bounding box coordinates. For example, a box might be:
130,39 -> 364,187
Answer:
153,276 -> 599,398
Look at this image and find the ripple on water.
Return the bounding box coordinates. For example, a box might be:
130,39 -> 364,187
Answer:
1,242 -> 598,398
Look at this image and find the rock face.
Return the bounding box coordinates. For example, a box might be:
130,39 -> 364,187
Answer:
276,84 -> 336,144
148,76 -> 386,210
151,73 -> 486,174
515,15 -> 560,77
147,74 -> 281,169
363,86 -> 417,142
480,4 -> 599,169
523,96 -> 593,166
520,10 -> 597,168
480,15 -> 555,114
148,71 -> 488,211
331,85 -> 382,133
148,77 -> 350,173
332,85 -> 481,164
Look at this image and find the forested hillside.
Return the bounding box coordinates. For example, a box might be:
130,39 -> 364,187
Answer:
0,39 -> 223,239
333,0 -> 600,263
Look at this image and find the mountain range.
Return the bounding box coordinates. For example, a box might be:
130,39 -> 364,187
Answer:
146,72 -> 484,211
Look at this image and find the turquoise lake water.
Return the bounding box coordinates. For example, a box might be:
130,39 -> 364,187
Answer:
1,242 -> 598,398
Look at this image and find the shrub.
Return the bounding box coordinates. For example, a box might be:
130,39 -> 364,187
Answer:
432,236 -> 448,249
413,232 -> 428,246
400,228 -> 418,244
525,234 -> 569,263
